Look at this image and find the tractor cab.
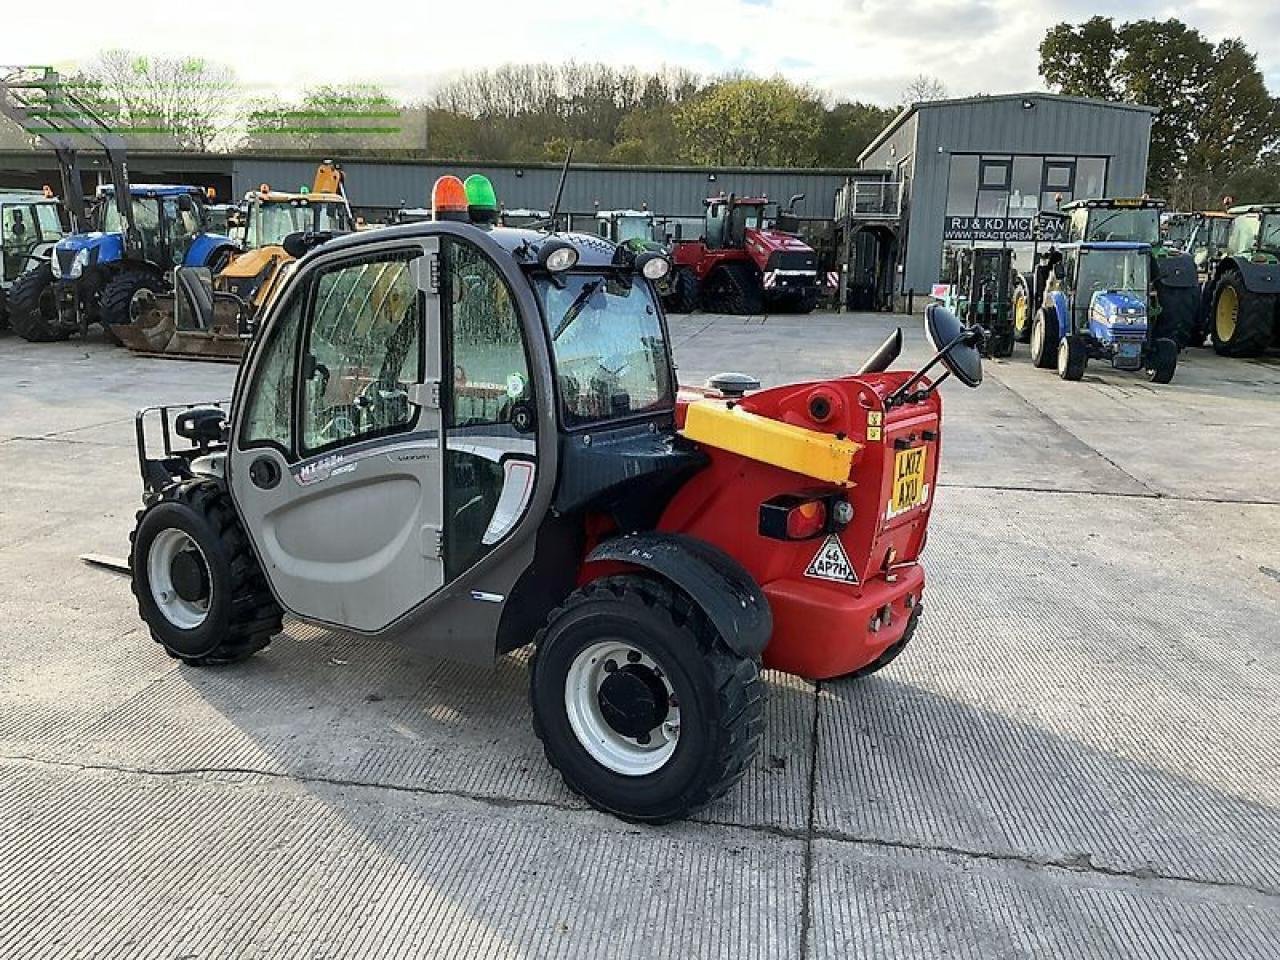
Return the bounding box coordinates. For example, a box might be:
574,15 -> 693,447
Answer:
596,209 -> 657,244
0,189 -> 64,304
128,172 -> 982,824
1060,197 -> 1199,348
1030,241 -> 1177,383
499,208 -> 552,229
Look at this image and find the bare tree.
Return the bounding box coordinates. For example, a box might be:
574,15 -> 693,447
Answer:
80,50 -> 243,150
900,73 -> 947,104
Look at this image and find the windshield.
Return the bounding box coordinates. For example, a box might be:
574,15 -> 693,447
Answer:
101,196 -> 161,236
1077,249 -> 1149,298
615,216 -> 653,243
1163,217 -> 1193,250
1078,207 -> 1160,243
249,200 -> 351,247
1260,215 -> 1280,254
537,273 -> 673,427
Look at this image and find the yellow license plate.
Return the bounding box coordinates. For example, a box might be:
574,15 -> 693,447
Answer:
891,447 -> 927,514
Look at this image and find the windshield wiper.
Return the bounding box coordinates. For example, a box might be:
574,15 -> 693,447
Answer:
553,278 -> 603,340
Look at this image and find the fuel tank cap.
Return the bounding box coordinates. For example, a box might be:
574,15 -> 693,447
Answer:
706,372 -> 761,397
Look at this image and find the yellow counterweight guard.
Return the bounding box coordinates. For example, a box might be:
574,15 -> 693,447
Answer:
680,400 -> 862,485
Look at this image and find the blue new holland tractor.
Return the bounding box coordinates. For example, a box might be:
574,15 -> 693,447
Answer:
1028,241 -> 1178,384
10,183 -> 238,344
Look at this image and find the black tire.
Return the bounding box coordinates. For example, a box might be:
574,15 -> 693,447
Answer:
8,263 -> 68,342
664,267 -> 699,313
1057,335 -> 1087,381
705,263 -> 763,316
787,288 -> 820,314
1146,337 -> 1177,384
1030,307 -> 1059,369
0,285 -> 8,330
530,575 -> 765,823
129,480 -> 282,666
839,604 -> 921,680
1154,280 -> 1200,349
988,323 -> 1015,358
1188,282 -> 1214,348
1210,271 -> 1273,357
100,269 -> 166,344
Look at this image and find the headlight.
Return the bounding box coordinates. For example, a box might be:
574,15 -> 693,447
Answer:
68,249 -> 89,279
638,252 -> 671,281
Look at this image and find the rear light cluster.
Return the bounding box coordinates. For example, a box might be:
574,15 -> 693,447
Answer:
759,493 -> 853,541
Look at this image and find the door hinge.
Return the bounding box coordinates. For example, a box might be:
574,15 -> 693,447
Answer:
420,523 -> 443,559
428,251 -> 440,293
408,379 -> 441,409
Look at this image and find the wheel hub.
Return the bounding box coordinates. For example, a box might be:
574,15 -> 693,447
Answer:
564,640 -> 681,776
598,663 -> 670,740
169,550 -> 210,603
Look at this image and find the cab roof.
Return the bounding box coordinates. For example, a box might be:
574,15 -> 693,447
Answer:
0,189 -> 59,204
1071,241 -> 1152,252
317,222 -> 622,270
1227,204 -> 1280,215
1062,197 -> 1164,211
597,209 -> 652,219
97,184 -> 207,198
247,191 -> 348,205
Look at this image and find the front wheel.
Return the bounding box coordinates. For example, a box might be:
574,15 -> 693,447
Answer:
100,269 -> 166,344
8,263 -> 68,342
1012,287 -> 1033,343
1057,335 -> 1087,381
130,481 -> 283,665
664,267 -> 700,314
530,576 -> 764,823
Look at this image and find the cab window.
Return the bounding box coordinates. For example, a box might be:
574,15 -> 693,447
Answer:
240,295 -> 304,451
299,250 -> 423,455
442,239 -> 536,577
1229,215 -> 1259,257
536,273 -> 673,428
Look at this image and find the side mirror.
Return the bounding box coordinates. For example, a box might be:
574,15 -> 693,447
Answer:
925,304 -> 983,387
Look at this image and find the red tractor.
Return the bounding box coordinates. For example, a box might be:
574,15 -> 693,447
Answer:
668,193 -> 821,314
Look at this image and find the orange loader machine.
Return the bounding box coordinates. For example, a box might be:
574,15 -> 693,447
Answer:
119,161 -> 353,359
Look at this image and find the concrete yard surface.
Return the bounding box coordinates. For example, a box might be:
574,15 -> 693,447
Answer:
1,313 -> 1278,958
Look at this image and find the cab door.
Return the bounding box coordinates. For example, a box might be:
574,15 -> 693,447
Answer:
229,237 -> 445,633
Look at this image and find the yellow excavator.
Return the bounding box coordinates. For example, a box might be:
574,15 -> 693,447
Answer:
120,161 -> 353,360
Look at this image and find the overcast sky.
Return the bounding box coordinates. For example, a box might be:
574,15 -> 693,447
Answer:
3,0 -> 1278,106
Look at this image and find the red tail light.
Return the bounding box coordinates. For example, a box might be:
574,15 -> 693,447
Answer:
759,495 -> 831,540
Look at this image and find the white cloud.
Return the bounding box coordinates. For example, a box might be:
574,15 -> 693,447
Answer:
1,0 -> 1276,105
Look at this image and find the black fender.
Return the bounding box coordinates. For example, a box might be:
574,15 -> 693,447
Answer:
586,532 -> 772,659
1152,249 -> 1198,289
1220,257 -> 1280,295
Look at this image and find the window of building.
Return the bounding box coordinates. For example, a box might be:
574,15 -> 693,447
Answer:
946,155 -> 979,217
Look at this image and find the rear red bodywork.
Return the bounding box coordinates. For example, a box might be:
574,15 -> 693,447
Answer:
672,228 -> 816,281
657,373 -> 942,680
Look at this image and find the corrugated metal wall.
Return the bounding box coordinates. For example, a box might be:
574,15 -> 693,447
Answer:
230,158 -> 875,222
868,96 -> 1154,292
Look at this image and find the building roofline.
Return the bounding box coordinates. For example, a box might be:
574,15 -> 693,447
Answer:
857,92 -> 1159,165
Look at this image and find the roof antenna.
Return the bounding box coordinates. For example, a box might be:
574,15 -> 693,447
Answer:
544,142 -> 573,232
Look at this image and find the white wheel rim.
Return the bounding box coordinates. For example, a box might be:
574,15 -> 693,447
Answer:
1057,338 -> 1068,374
147,528 -> 212,629
1032,318 -> 1043,357
564,640 -> 680,776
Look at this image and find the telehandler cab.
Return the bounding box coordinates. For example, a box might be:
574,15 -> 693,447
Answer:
129,174 -> 982,823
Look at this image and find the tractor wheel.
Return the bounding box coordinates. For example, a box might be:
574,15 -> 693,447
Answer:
7,263 -> 68,342
1154,281 -> 1200,349
664,267 -> 700,314
790,288 -> 820,315
1030,308 -> 1059,369
840,604 -> 922,681
0,285 -> 8,330
530,574 -> 765,824
1210,271 -> 1274,357
704,264 -> 763,316
129,480 -> 283,666
1012,287 -> 1033,343
988,321 -> 1016,358
1146,337 -> 1178,384
100,269 -> 166,344
1187,282 -> 1214,348
1056,335 -> 1087,381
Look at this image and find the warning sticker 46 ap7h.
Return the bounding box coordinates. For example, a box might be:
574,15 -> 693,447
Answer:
805,535 -> 859,584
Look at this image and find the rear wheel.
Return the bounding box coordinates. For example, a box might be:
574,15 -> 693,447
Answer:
130,481 -> 282,666
530,575 -> 764,823
8,263 -> 68,342
840,604 -> 921,680
1210,271 -> 1273,357
1012,286 -> 1033,343
1154,280 -> 1199,348
1057,335 -> 1087,381
1030,308 -> 1059,369
1146,337 -> 1177,384
0,285 -> 8,330
100,269 -> 166,344
704,263 -> 763,316
664,267 -> 700,314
